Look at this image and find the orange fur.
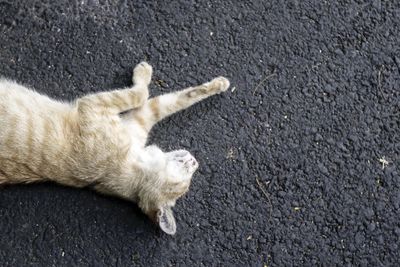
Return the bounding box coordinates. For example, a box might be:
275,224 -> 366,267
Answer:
0,62 -> 230,234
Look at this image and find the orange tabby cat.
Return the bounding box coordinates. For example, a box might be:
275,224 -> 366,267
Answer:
0,62 -> 230,234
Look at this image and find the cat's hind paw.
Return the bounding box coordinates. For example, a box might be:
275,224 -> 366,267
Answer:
208,76 -> 230,94
133,62 -> 153,86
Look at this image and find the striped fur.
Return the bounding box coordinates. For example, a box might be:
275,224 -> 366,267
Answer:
0,62 -> 230,234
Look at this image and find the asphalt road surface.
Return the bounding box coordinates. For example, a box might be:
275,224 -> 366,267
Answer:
0,0 -> 399,266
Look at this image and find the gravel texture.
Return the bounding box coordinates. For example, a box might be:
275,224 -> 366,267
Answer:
0,0 -> 399,266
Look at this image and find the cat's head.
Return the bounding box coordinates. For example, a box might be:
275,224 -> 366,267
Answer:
136,146 -> 198,235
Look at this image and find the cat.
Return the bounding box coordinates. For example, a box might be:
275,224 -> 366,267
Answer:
0,62 -> 230,235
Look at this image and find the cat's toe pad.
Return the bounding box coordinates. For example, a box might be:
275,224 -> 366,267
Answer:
133,62 -> 153,85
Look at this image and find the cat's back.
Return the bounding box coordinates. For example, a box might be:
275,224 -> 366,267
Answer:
0,79 -> 71,132
0,79 -> 68,112
0,79 -> 75,179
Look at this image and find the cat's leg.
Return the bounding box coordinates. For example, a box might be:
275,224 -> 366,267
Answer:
131,76 -> 230,131
132,61 -> 153,87
77,62 -> 152,116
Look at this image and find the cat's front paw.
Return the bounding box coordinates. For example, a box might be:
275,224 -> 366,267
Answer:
208,76 -> 230,94
133,61 -> 153,86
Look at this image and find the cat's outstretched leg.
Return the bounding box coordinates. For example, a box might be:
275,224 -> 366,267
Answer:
132,61 -> 153,86
133,76 -> 230,131
77,62 -> 152,116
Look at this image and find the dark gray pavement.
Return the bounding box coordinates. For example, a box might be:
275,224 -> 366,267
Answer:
0,0 -> 399,266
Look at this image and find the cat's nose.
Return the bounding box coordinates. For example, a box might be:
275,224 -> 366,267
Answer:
185,156 -> 198,170
189,156 -> 197,166
192,158 -> 199,169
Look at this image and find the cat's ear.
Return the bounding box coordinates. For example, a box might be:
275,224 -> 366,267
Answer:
157,206 -> 176,235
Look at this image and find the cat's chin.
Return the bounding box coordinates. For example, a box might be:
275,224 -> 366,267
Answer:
135,145 -> 167,171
